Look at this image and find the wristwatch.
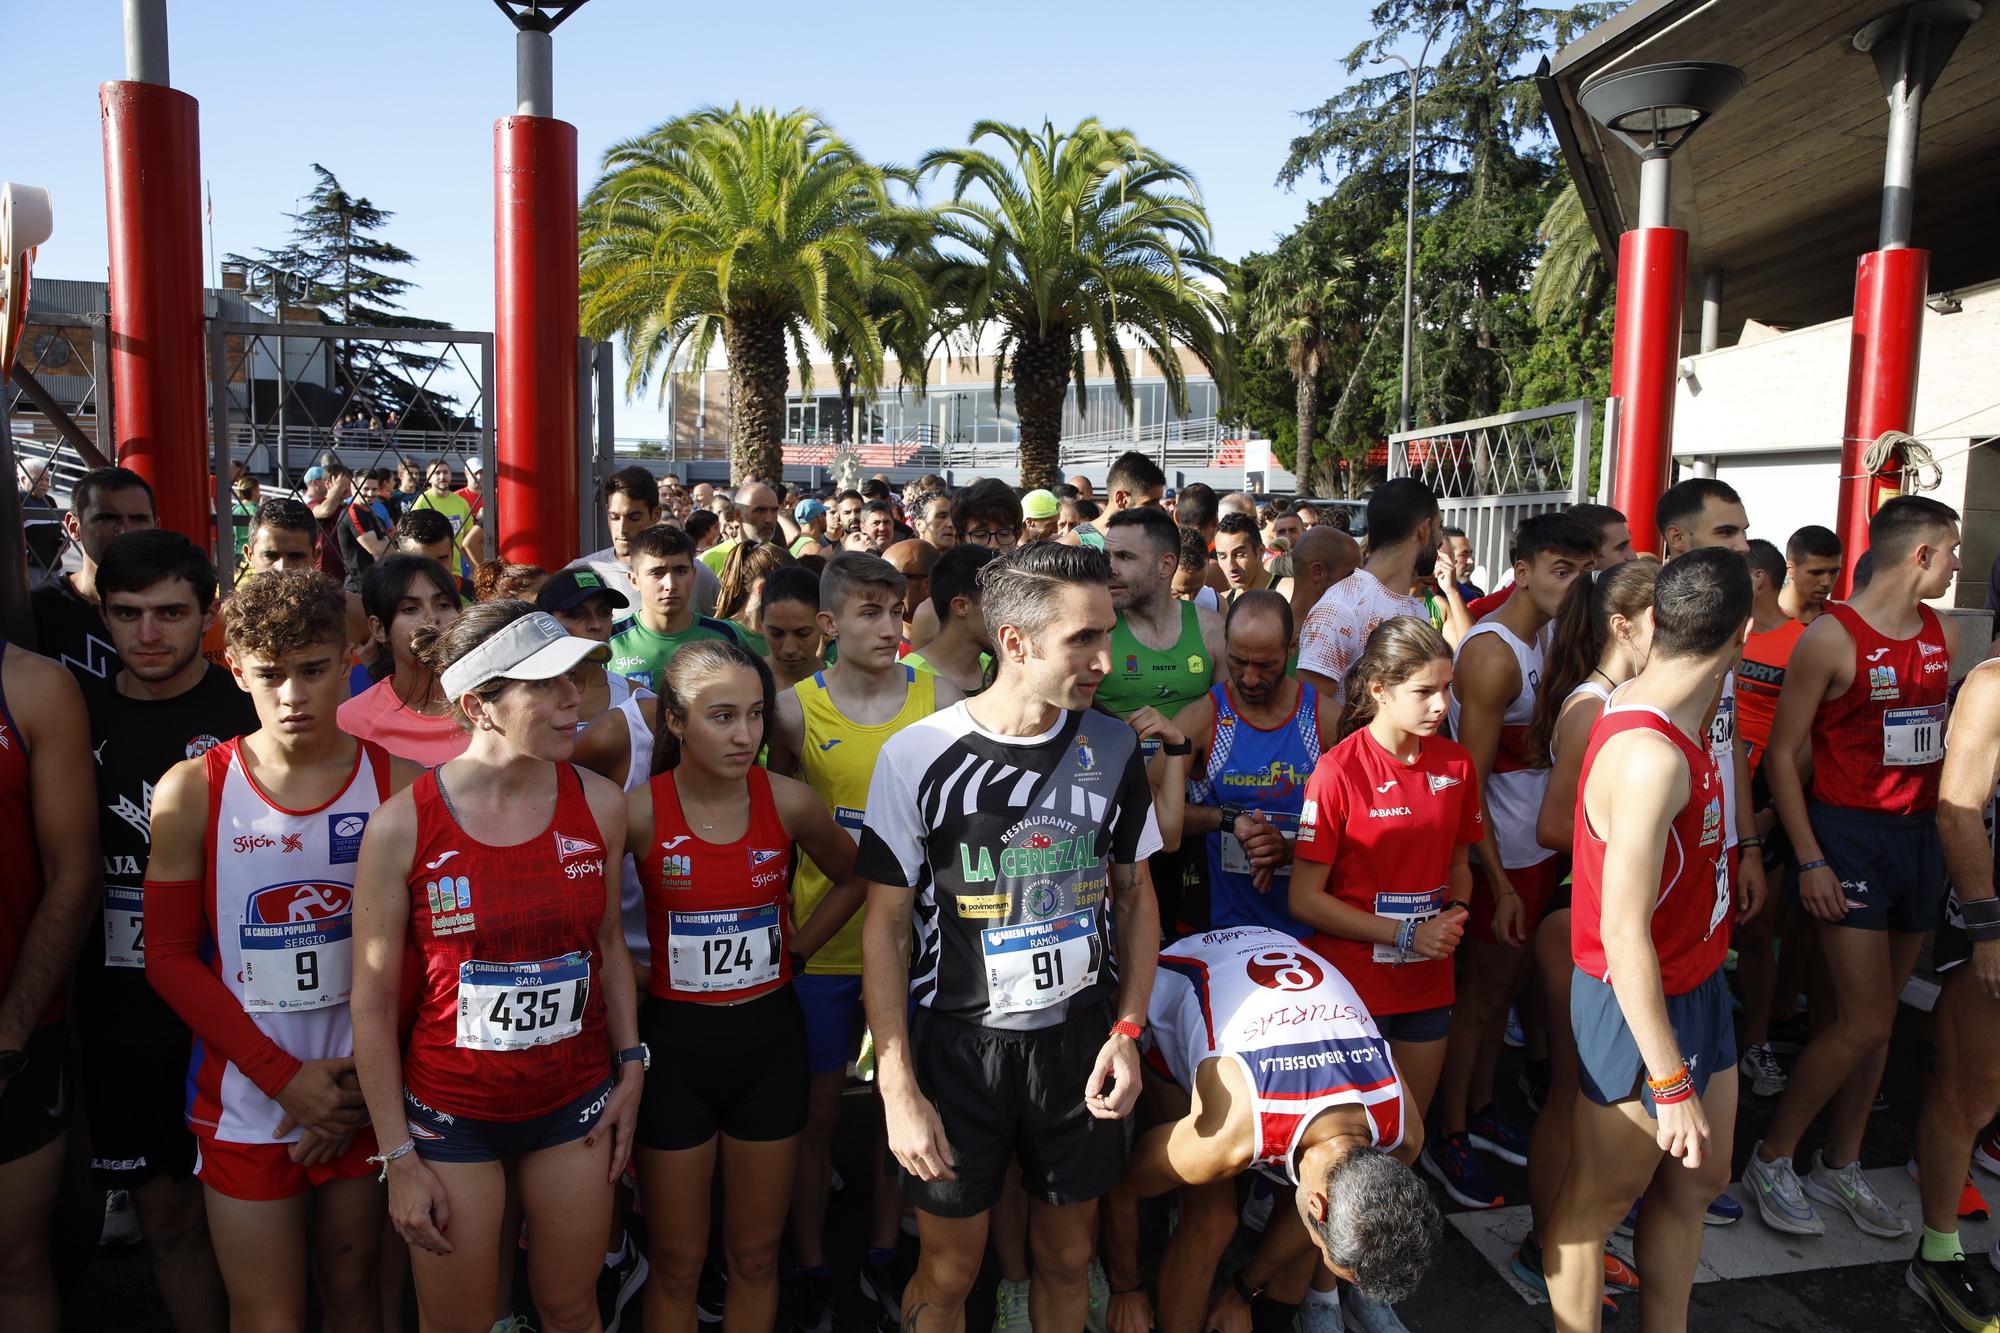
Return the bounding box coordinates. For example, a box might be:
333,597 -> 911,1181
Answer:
0,1049 -> 25,1080
614,1043 -> 651,1073
1160,737 -> 1192,756
1219,802 -> 1246,831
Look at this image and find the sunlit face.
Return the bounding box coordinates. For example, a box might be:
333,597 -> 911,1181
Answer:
736,485 -> 780,541
1915,522 -> 1963,600
1519,547 -> 1590,620
102,578 -> 211,685
67,484 -> 157,564
1105,527 -> 1173,611
962,515 -> 1020,550
1215,530 -> 1265,591
1788,554 -> 1841,609
1594,522 -> 1634,569
1024,514 -> 1059,541
1671,499 -> 1750,557
607,495 -> 659,560
1447,534 -> 1475,580
760,598 -> 824,687
998,583 -> 1114,711
917,498 -> 956,550
375,575 -> 462,669
668,664 -> 766,782
1371,656 -> 1453,737
246,525 -> 316,576
1268,514 -> 1303,548
632,550 -> 695,623
819,586 -> 903,671
355,476 -> 383,507
690,483 -> 714,508
551,592 -> 618,643
861,509 -> 895,552
835,496 -> 865,537
1056,502 -> 1082,538
471,668 -> 585,762
228,638 -> 354,738
426,462 -> 452,493
1225,612 -> 1292,707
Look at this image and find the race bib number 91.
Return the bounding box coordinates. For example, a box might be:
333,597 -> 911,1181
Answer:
982,910 -> 1101,1015
457,954 -> 590,1051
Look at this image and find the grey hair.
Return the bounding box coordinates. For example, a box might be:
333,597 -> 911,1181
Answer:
1316,1146 -> 1440,1305
977,541 -> 1110,651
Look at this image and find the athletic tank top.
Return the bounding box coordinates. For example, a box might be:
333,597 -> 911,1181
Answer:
1447,621 -> 1553,868
791,666 -> 937,974
640,767 -> 795,1002
0,643 -> 56,1029
1572,707 -> 1729,996
606,690 -> 656,969
194,737 -> 391,1142
1809,602 -> 1949,816
1552,679 -> 1615,764
1736,619 -> 1806,769
1148,927 -> 1405,1183
403,764 -> 610,1120
1195,683 -> 1321,937
1100,602 -> 1213,720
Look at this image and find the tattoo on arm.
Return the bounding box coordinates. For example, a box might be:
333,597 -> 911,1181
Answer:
901,1302 -> 929,1331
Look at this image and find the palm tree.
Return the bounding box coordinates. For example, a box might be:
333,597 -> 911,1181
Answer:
1528,181 -> 1606,327
918,119 -> 1229,490
579,105 -> 927,483
1245,235 -> 1357,492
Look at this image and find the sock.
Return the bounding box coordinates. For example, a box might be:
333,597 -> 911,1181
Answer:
866,1246 -> 897,1268
795,1262 -> 831,1279
1922,1226 -> 1964,1263
1249,1295 -> 1301,1333
1303,1283 -> 1341,1307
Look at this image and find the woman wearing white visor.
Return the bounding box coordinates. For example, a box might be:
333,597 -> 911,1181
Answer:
350,601 -> 644,1333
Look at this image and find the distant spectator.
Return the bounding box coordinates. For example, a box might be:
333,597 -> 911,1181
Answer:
17,456 -> 63,583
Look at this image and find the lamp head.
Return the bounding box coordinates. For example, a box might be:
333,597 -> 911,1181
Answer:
1579,61 -> 1745,159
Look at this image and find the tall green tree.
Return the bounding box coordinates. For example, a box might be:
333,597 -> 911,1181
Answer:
918,119 -> 1229,490
579,105 -> 927,483
1246,233 -> 1357,493
1527,182 -> 1607,328
227,163 -> 455,425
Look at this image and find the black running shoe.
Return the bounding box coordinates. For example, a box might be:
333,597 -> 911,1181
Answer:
697,1261 -> 727,1325
596,1244 -> 649,1333
790,1268 -> 830,1333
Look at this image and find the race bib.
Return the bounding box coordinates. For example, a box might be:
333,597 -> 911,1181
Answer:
666,904 -> 783,994
1708,692 -> 1736,758
1371,888 -> 1445,965
456,954 -> 590,1051
1883,704 -> 1946,767
1221,812 -> 1298,879
240,915 -> 352,1012
982,910 -> 1101,1015
1705,850 -> 1731,940
103,885 -> 145,970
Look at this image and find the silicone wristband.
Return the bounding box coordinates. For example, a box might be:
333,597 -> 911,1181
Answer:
1645,1063 -> 1690,1092
1110,1020 -> 1143,1042
1651,1079 -> 1696,1106
1796,858 -> 1829,873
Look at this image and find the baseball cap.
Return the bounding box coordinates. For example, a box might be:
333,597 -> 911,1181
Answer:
1021,489 -> 1060,521
536,568 -> 630,614
439,611 -> 610,701
795,498 -> 828,522
463,454 -> 483,474
303,465 -> 328,483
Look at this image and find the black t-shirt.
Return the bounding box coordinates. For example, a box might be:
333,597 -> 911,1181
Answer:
856,702 -> 1160,1031
30,574 -> 117,680
337,502 -> 388,593
78,666 -> 259,1038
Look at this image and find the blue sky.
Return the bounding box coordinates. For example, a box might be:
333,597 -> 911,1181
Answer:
20,0 -> 1385,433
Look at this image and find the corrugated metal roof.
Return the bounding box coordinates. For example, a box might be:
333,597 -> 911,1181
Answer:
28,277 -> 274,323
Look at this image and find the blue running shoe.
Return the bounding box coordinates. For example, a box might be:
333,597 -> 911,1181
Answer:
1503,1007 -> 1525,1048
1705,1192 -> 1744,1226
1468,1104 -> 1529,1167
1420,1132 -> 1505,1209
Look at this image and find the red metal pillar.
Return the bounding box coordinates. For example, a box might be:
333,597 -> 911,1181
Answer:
493,116 -> 578,569
100,81 -> 208,542
1607,225 -> 1688,556
1833,247 -> 1927,596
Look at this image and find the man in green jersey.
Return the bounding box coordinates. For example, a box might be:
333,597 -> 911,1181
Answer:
407,456 -> 483,573
1098,506 -> 1224,723
700,480 -> 782,575
606,524 -> 739,692
902,543 -> 998,695
1068,451 -> 1166,551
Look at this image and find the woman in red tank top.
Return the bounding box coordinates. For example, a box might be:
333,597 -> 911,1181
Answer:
350,602 -> 641,1332
625,638 -> 859,1333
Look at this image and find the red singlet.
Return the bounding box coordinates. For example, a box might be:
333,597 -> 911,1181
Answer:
1294,728 -> 1484,1015
638,767 -> 795,1003
1808,602 -> 1949,816
403,764 -> 610,1120
0,643 -> 57,1027
1572,707 -> 1729,995
1735,618 -> 1806,769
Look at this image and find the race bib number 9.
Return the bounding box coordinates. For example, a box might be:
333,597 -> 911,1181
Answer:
240,915 -> 352,1012
1883,704 -> 1945,768
666,904 -> 783,994
982,910 -> 1101,1015
457,954 -> 590,1051
103,884 -> 145,969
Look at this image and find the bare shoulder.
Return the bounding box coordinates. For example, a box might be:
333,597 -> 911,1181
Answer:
3,646 -> 84,731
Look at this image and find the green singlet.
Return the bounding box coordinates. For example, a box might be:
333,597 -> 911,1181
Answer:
1098,601 -> 1212,719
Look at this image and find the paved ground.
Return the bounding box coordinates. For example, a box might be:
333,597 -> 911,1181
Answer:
57,983 -> 1996,1331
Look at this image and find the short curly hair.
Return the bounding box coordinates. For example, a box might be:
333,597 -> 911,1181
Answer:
1315,1146 -> 1440,1304
221,570 -> 348,661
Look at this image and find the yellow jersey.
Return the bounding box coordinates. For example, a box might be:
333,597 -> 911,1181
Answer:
791,665 -> 938,974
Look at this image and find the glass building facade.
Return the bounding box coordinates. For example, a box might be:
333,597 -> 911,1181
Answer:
784,376 -> 1222,444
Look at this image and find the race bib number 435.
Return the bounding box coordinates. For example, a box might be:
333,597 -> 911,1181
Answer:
457,954 -> 590,1051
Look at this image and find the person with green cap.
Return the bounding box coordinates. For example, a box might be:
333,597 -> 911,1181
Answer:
1021,489 -> 1061,541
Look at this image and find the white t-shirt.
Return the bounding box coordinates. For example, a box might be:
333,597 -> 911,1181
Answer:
1294,569 -> 1427,708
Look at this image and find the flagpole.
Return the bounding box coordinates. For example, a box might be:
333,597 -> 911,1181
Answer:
205,180 -> 217,290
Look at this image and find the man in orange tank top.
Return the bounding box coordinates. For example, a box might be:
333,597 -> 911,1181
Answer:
1747,496 -> 1961,1241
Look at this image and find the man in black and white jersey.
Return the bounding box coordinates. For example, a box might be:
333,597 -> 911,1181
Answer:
859,541 -> 1163,1333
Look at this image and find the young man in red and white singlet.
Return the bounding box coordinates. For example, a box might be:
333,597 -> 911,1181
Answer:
1544,548 -> 1757,1333
1462,502 -> 1633,621
350,602 -> 640,1333
1100,927 -> 1439,1333
0,639 -> 99,1333
144,570 -> 418,1331
1747,495 -> 1962,1240
629,638 -> 861,1333
1432,513 -> 1596,1208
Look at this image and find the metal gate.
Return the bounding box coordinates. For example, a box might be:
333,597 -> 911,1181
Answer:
1385,399 -> 1596,584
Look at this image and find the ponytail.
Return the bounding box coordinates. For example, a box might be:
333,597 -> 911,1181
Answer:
1338,616 -> 1452,739
1524,558 -> 1661,763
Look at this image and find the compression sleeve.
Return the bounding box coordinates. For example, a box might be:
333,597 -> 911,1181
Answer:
143,878 -> 304,1099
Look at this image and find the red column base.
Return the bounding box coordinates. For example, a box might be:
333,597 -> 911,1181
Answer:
1834,247 -> 1928,597
1607,227 -> 1688,557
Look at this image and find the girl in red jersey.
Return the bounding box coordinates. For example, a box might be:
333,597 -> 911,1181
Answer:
1513,558 -> 1658,1297
627,639 -> 860,1333
350,601 -> 641,1333
1289,617 -> 1477,1144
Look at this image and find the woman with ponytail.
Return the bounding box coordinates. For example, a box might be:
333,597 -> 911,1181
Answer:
1510,556 -> 1660,1298
714,538 -> 797,658
625,639 -> 862,1333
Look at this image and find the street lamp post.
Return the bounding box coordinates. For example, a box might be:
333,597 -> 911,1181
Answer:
1372,26 -> 1442,437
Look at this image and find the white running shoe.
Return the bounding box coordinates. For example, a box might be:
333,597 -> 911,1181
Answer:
1294,1294 -> 1345,1332
1802,1153 -> 1911,1238
1742,1144 -> 1825,1236
100,1190 -> 141,1247
1738,1043 -> 1786,1097
991,1277 -> 1031,1333
1241,1176 -> 1276,1233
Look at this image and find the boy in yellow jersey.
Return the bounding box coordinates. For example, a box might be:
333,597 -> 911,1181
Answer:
766,552 -> 963,1326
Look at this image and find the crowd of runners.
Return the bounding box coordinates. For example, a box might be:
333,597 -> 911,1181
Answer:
3,449 -> 1998,1333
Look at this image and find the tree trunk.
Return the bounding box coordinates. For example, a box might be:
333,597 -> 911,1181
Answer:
1012,327 -> 1071,491
836,364 -> 855,446
723,313 -> 790,485
1294,372 -> 1319,494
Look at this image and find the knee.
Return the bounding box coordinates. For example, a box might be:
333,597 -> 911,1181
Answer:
1031,1228 -> 1094,1285
1832,1004 -> 1895,1050
535,1289 -> 602,1333
647,1234 -> 706,1295
915,1242 -> 983,1305
725,1234 -> 780,1286
314,1251 -> 380,1316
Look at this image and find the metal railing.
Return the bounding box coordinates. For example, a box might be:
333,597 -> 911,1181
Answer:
1387,399 -> 1595,585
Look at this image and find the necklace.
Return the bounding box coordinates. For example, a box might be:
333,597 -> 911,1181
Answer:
1591,667 -> 1617,688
